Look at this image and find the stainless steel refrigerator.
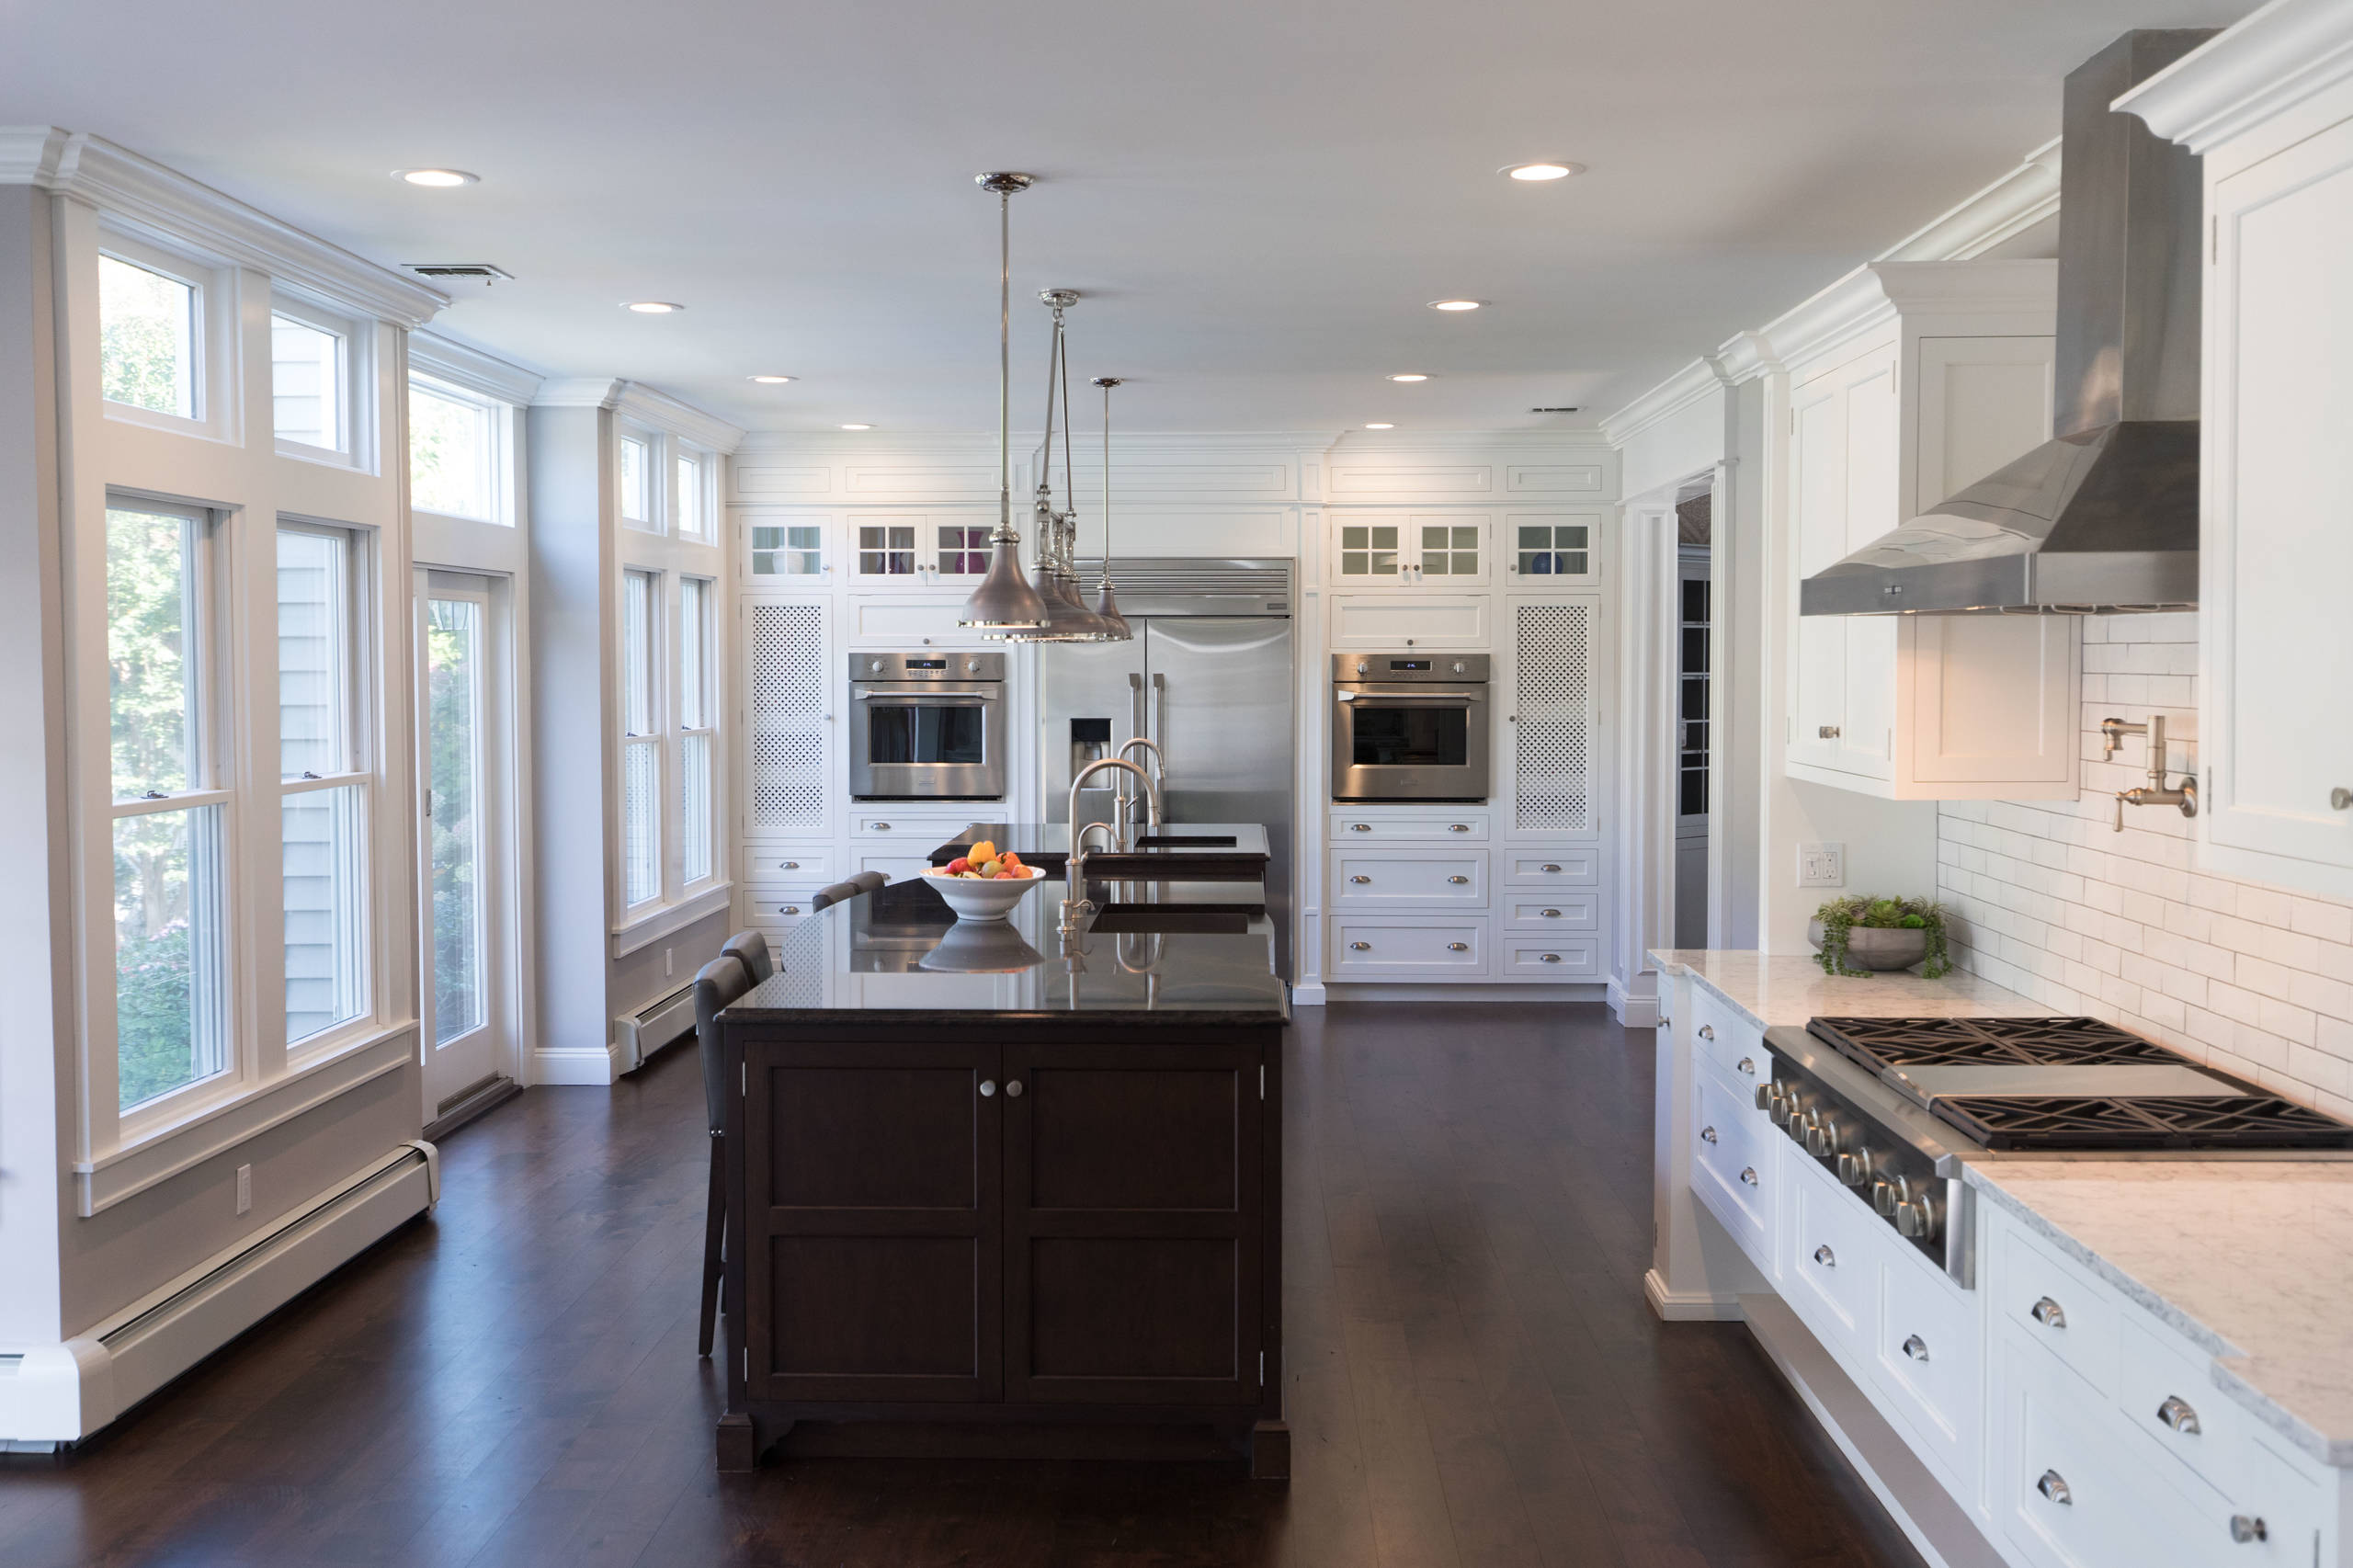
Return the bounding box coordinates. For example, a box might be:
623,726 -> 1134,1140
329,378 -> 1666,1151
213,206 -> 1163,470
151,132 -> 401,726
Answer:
1040,559 -> 1295,978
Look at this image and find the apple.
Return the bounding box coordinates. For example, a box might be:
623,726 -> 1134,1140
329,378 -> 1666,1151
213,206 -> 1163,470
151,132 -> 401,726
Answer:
945,857 -> 971,875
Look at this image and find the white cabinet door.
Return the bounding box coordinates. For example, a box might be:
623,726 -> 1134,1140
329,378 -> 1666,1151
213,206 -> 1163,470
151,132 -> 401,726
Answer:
1500,511 -> 1603,588
1502,597 -> 1601,841
1790,367 -> 1852,773
742,597 -> 833,841
1325,511 -> 1492,588
1836,350 -> 1899,780
847,510 -> 997,589
2203,115 -> 2353,888
741,508 -> 835,586
1326,594 -> 1491,649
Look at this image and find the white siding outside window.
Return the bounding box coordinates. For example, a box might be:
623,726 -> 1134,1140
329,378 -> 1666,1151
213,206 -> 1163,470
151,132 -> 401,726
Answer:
278,526 -> 369,1043
270,314 -> 345,451
678,576 -> 715,886
620,568 -> 662,906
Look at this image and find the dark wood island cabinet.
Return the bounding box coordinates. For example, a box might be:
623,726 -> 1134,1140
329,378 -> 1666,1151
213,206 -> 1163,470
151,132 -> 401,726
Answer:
716,877 -> 1289,1478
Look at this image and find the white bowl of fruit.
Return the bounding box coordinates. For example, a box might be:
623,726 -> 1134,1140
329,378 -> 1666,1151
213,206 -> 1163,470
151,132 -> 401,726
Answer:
922,841 -> 1047,922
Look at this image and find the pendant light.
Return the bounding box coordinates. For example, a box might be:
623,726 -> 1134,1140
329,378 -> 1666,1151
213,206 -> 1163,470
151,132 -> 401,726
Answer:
958,173 -> 1049,632
996,290 -> 1111,642
1090,377 -> 1132,642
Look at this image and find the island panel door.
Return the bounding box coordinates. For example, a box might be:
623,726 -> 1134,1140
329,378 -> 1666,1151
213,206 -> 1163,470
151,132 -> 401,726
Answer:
742,1038 -> 1002,1403
1001,1039 -> 1264,1406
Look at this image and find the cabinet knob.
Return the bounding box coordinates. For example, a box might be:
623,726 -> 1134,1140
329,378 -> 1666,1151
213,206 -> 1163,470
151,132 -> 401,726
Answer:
1448,875 -> 1470,885
1818,724 -> 1841,739
1699,1125 -> 1719,1144
1350,874 -> 1371,884
2156,1395 -> 2201,1436
2334,787 -> 2351,811
979,1079 -> 996,1097
1903,1334 -> 1929,1362
2036,1471 -> 2072,1507
1697,1024 -> 1714,1040
2030,1296 -> 2067,1330
1447,942 -> 1469,952
2230,1516 -> 2268,1544
1006,1079 -> 1024,1097
1350,941 -> 1371,950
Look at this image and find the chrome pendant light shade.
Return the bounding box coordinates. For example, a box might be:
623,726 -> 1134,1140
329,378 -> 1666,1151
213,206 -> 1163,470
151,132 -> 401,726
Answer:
1090,377 -> 1132,642
996,289 -> 1115,642
958,173 -> 1049,631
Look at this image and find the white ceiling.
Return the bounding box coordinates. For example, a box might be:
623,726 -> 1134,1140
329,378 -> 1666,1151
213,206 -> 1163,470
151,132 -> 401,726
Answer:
4,0 -> 2253,433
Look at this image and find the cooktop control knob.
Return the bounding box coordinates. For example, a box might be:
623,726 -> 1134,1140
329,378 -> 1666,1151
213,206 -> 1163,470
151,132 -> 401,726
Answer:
1871,1177 -> 1899,1217
1804,1116 -> 1838,1158
1836,1150 -> 1872,1187
1896,1191 -> 1938,1240
1755,1081 -> 1781,1114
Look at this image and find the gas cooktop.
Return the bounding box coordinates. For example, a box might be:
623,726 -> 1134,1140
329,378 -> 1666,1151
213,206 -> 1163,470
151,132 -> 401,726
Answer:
1804,1016 -> 2353,1153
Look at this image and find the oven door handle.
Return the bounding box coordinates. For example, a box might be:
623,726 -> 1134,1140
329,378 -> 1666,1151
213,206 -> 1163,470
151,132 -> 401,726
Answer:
1339,694 -> 1482,705
855,693 -> 992,705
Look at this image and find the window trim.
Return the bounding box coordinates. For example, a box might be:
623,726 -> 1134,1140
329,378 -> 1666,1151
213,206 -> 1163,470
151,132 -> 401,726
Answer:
269,290 -> 370,471
406,371 -> 511,527
674,444 -> 715,542
617,426 -> 663,534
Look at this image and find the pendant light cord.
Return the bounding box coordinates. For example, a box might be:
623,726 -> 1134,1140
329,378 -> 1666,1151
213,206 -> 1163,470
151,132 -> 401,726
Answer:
1058,321 -> 1077,577
1100,380 -> 1114,587
996,189 -> 1012,541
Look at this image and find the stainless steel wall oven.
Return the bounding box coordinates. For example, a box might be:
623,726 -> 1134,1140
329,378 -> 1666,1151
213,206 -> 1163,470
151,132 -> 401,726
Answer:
1331,653 -> 1491,802
848,651 -> 1007,801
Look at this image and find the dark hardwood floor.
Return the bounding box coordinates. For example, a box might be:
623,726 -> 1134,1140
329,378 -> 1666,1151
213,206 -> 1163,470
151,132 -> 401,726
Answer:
0,1003 -> 1925,1567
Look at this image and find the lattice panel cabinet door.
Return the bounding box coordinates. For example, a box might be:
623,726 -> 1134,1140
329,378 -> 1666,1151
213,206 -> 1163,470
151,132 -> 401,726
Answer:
1506,597 -> 1602,841
743,597 -> 834,839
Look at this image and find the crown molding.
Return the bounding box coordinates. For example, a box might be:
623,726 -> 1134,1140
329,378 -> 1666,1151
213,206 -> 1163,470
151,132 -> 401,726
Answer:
2116,0 -> 2353,153
532,377 -> 626,409
1877,136 -> 2063,261
611,383 -> 744,454
1711,329 -> 1782,385
2,129 -> 447,328
1598,358 -> 1728,448
1748,258 -> 2056,375
1323,428 -> 1612,453
408,331 -> 543,406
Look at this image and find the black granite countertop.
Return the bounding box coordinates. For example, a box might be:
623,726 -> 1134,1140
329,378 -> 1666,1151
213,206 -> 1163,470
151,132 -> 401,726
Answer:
723,872 -> 1290,1025
929,822 -> 1270,880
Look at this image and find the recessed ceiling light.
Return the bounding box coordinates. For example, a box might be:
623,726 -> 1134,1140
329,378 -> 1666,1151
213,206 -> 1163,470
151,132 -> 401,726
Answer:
393,168 -> 478,187
749,375 -> 796,383
1364,423 -> 1395,429
1427,300 -> 1484,312
1501,161 -> 1583,182
1388,373 -> 1430,383
623,301 -> 683,313
839,423 -> 873,431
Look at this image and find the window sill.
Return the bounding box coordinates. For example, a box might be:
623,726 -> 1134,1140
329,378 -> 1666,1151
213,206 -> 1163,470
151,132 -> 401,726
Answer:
74,1022 -> 415,1217
610,881 -> 735,959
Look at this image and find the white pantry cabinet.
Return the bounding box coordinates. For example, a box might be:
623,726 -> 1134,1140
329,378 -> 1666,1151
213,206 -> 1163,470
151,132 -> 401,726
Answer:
1781,264 -> 2081,801
2123,11 -> 2353,900
739,596 -> 834,845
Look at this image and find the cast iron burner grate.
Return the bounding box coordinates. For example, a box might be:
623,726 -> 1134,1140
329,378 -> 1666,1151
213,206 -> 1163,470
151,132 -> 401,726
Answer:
1932,1094 -> 2353,1152
1809,1016 -> 2183,1070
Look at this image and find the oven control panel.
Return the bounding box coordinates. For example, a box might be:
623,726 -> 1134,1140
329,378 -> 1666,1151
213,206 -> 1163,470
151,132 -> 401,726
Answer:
851,651 -> 1006,683
1330,653 -> 1489,684
1759,1057 -> 1967,1285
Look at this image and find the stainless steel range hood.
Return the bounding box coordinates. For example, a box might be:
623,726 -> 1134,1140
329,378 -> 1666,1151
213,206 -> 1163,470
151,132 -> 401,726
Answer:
1802,29 -> 2213,617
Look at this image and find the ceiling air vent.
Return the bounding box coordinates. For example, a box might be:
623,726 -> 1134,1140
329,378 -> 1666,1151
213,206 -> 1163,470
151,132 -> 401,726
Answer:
404,263 -> 513,286
1529,406 -> 1581,414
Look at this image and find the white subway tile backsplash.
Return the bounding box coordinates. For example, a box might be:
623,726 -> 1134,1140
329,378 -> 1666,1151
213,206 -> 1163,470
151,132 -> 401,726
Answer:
1938,611 -> 2353,1115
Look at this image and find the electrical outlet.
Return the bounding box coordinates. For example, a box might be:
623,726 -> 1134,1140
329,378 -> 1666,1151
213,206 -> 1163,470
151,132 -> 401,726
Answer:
235,1164 -> 252,1216
665,947 -> 675,979
1799,842 -> 1846,888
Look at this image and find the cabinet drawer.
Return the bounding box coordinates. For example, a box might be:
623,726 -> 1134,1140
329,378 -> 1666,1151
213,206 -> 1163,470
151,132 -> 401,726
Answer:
1331,850 -> 1485,907
1996,1220 -> 2118,1394
1329,811 -> 1490,842
851,852 -> 937,885
1501,848 -> 1598,885
1499,892 -> 1598,930
1330,916 -> 1486,978
1501,938 -> 1601,978
1782,1155 -> 1877,1355
1691,1073 -> 1769,1261
1998,1334 -> 2176,1568
738,845 -> 835,884
738,883 -> 827,927
2115,1312 -> 2238,1494
1872,1247 -> 1979,1487
1687,986 -> 1765,1090
1327,593 -> 1491,649
851,812 -> 986,843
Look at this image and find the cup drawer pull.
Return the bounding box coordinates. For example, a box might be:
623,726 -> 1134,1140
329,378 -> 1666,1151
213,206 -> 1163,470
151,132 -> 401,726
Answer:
1538,952 -> 1560,963
2231,1516 -> 2268,1544
1350,823 -> 1372,832
779,905 -> 801,915
1699,1125 -> 1719,1144
2157,1395 -> 2201,1435
1447,942 -> 1469,952
1350,875 -> 1371,883
1697,1024 -> 1714,1040
1739,1166 -> 1758,1187
2036,1470 -> 2072,1506
1349,941 -> 1371,950
1449,875 -> 1470,885
1902,1335 -> 1929,1362
1736,1057 -> 1756,1075
1540,863 -> 1561,872
2029,1296 -> 2066,1329
1449,823 -> 1470,832
1813,1244 -> 1836,1268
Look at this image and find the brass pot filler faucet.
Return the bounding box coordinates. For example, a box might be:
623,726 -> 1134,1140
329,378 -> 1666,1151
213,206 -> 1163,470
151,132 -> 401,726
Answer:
2101,714 -> 2198,832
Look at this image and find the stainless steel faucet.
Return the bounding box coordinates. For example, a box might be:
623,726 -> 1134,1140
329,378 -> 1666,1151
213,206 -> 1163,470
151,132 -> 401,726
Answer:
2101,714 -> 2199,832
1114,736 -> 1165,846
1062,756 -> 1162,935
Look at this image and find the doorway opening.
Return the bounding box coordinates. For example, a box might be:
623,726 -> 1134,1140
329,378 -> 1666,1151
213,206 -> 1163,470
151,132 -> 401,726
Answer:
1674,494 -> 1712,949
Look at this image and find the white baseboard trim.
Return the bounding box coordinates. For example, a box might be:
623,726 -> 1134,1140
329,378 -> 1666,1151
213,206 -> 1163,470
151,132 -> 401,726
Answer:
533,1039 -> 624,1085
1740,1291 -> 2006,1568
1608,977 -> 1662,1028
0,1142 -> 435,1445
1321,982 -> 1609,1004
1643,1268 -> 1745,1322
1290,981 -> 1327,1007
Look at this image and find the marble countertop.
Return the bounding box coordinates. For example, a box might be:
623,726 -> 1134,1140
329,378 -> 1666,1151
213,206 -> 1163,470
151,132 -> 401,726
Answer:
1648,948 -> 2055,1030
1963,1162 -> 2353,1468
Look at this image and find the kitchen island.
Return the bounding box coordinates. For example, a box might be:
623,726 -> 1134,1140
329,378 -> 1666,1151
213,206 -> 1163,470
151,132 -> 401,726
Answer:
715,874 -> 1290,1477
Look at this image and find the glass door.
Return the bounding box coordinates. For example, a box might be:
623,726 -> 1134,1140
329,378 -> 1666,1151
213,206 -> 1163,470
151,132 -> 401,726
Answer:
415,570 -> 510,1119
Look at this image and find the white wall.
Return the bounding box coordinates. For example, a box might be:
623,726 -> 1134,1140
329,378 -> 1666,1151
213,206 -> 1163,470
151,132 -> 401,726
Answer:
1938,612 -> 2353,1121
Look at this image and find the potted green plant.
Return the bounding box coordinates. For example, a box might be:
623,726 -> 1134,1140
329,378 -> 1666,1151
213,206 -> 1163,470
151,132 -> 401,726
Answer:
1809,895 -> 1953,978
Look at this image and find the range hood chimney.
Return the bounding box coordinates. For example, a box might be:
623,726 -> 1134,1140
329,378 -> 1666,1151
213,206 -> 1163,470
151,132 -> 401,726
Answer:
1801,29 -> 2213,617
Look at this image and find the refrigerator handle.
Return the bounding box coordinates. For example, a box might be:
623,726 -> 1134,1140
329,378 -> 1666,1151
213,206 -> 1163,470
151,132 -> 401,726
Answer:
1129,672 -> 1146,744
1152,671 -> 1167,747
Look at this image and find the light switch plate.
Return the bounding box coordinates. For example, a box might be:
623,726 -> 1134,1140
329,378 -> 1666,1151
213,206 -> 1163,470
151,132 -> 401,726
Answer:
235,1164 -> 252,1216
1799,842 -> 1845,888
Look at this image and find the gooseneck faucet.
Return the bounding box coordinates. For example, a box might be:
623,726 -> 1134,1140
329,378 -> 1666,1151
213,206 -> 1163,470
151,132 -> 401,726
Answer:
1061,756 -> 1162,935
2101,714 -> 2199,832
1114,736 -> 1165,844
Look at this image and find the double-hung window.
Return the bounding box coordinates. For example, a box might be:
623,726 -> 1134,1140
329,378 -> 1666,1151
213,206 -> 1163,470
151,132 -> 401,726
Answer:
620,433 -> 657,532
277,524 -> 371,1044
620,568 -> 663,907
107,501 -> 232,1110
409,375 -> 503,522
99,255 -> 199,422
675,448 -> 713,541
677,577 -> 716,886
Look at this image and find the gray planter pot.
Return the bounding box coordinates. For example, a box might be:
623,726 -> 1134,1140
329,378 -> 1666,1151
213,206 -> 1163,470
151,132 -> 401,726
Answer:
1807,919 -> 1930,972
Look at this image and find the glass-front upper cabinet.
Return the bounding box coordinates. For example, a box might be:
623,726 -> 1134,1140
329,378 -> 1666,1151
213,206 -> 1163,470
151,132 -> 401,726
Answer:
848,511 -> 994,586
1325,511 -> 1492,587
745,510 -> 831,583
1504,512 -> 1602,585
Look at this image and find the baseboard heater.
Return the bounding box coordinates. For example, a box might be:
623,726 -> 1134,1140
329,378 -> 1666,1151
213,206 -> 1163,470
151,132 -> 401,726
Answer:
0,1142 -> 436,1448
617,982 -> 698,1072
